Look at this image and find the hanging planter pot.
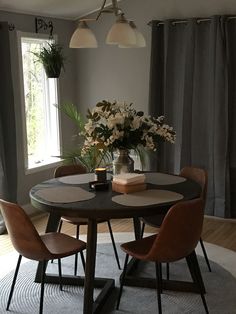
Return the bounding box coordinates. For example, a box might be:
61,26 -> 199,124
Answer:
44,63 -> 62,78
33,43 -> 65,78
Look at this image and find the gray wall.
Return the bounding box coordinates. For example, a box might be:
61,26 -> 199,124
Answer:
75,0 -> 236,116
0,11 -> 76,210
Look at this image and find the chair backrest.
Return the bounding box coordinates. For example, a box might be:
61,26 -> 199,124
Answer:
54,163 -> 87,178
0,199 -> 52,261
180,166 -> 208,202
147,198 -> 204,263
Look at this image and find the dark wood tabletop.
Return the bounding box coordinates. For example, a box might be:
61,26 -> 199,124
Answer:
30,173 -> 201,219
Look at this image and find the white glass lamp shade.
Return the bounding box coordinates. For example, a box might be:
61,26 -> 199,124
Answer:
69,21 -> 98,48
106,14 -> 136,46
119,22 -> 146,48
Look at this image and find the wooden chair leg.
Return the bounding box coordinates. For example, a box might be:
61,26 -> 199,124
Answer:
39,260 -> 47,314
186,251 -> 209,314
199,237 -> 211,272
107,220 -> 121,270
58,259 -> 63,291
116,254 -> 129,310
6,254 -> 22,310
155,262 -> 162,314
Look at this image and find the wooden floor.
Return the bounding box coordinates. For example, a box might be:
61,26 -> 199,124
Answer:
0,214 -> 235,256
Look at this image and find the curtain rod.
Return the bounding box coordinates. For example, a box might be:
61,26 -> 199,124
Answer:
148,16 -> 236,26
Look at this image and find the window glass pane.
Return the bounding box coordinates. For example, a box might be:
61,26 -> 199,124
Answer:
20,36 -> 60,170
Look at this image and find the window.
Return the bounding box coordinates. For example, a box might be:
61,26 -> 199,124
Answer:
18,33 -> 61,172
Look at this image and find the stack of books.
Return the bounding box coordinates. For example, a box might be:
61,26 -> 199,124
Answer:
112,173 -> 146,194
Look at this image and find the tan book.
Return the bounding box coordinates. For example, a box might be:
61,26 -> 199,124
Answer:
113,173 -> 146,185
112,181 -> 147,194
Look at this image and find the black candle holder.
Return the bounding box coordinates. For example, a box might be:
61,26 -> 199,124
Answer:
94,168 -> 107,182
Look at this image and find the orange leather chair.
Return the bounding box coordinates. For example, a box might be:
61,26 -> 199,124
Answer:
0,199 -> 86,314
117,198 -> 209,314
141,166 -> 211,276
54,164 -> 121,272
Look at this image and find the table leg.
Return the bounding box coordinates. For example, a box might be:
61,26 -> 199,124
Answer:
35,214 -> 114,314
133,217 -> 141,240
44,212 -> 61,232
83,218 -> 97,314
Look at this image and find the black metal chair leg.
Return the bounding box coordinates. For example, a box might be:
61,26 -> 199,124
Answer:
116,254 -> 129,310
141,222 -> 145,238
166,262 -> 170,280
155,262 -> 162,314
166,263 -> 170,280
58,259 -> 63,291
159,263 -> 163,293
58,219 -> 63,233
80,251 -> 86,273
6,254 -> 22,310
39,260 -> 47,314
74,225 -> 80,276
199,237 -> 211,272
107,220 -> 121,270
186,251 -> 209,314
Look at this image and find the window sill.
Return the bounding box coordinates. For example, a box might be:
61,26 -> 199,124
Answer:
25,158 -> 62,175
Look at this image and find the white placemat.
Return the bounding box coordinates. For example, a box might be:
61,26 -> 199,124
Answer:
112,189 -> 183,207
35,187 -> 95,203
145,172 -> 186,185
58,173 -> 112,184
57,173 -> 94,184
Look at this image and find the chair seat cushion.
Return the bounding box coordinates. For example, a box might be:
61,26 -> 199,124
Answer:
121,234 -> 157,260
41,232 -> 86,259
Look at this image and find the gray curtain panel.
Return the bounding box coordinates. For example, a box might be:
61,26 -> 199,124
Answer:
149,16 -> 236,218
0,22 -> 17,233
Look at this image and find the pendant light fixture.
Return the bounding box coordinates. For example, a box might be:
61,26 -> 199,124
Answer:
69,0 -> 146,48
118,21 -> 146,48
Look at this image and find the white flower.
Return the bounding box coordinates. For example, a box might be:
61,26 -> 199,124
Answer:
84,120 -> 94,135
112,128 -> 124,140
107,112 -> 125,129
81,101 -> 175,153
131,116 -> 142,129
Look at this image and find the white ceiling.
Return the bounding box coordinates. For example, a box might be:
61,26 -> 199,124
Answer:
0,0 -> 111,20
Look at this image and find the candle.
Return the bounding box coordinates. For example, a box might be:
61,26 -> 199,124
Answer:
95,168 -> 107,182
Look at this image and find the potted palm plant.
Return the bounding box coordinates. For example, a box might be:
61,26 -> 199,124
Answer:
56,103 -> 113,171
33,42 -> 65,78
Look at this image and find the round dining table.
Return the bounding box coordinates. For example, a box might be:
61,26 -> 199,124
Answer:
30,172 -> 201,314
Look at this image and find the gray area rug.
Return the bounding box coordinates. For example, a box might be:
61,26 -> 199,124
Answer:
0,243 -> 236,314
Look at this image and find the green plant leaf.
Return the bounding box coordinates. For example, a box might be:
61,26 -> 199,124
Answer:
56,103 -> 84,130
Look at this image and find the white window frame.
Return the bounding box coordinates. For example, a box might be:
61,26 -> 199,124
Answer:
17,31 -> 62,174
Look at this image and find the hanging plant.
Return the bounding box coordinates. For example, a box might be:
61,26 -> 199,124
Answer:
33,42 -> 66,78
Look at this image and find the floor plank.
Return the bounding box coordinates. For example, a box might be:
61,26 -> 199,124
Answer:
0,214 -> 235,256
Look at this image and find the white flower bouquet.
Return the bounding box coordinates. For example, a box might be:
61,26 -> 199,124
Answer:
81,100 -> 176,155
